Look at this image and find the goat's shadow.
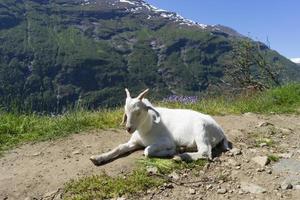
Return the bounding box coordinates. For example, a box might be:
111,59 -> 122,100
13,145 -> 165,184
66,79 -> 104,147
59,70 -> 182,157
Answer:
92,140 -> 233,166
212,140 -> 233,158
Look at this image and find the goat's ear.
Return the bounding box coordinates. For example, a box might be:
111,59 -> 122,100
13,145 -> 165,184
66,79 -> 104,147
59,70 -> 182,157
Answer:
147,106 -> 161,124
137,88 -> 149,100
125,88 -> 131,99
121,113 -> 127,125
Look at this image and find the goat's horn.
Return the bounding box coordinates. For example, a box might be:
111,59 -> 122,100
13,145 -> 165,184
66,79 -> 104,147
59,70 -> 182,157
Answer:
137,88 -> 149,100
125,88 -> 131,98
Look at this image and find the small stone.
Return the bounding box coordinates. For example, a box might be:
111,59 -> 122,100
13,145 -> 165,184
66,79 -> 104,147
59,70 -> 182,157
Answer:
256,168 -> 265,172
230,148 -> 242,155
189,188 -> 196,195
206,184 -> 213,190
294,185 -> 300,190
266,169 -> 272,174
146,166 -> 158,175
217,188 -> 227,194
168,171 -> 179,181
117,197 -> 126,200
43,190 -> 58,198
259,143 -> 267,147
252,156 -> 269,167
182,173 -> 188,178
277,153 -> 293,159
281,181 -> 293,190
32,152 -> 41,156
235,166 -> 241,170
163,183 -> 174,189
257,121 -> 273,127
240,182 -> 267,194
72,150 -> 81,155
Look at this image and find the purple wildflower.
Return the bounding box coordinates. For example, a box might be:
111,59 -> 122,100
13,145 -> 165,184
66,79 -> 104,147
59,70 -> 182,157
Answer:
163,95 -> 198,104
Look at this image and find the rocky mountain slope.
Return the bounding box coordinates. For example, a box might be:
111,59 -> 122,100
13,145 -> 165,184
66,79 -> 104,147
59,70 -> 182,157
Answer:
0,0 -> 299,111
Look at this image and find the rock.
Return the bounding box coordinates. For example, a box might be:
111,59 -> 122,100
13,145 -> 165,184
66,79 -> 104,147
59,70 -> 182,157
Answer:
256,168 -> 265,172
206,184 -> 213,190
266,169 -> 272,174
189,188 -> 196,194
168,171 -> 180,181
217,188 -> 227,194
259,143 -> 267,147
146,166 -> 158,175
32,152 -> 41,156
230,148 -> 242,155
72,150 -> 81,155
252,156 -> 269,167
273,159 -> 300,174
294,185 -> 300,190
281,181 -> 293,190
257,121 -> 273,127
117,197 -> 126,200
240,182 -> 266,194
277,153 -> 293,159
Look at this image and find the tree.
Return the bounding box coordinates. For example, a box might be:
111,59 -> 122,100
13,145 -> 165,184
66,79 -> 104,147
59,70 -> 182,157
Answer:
226,40 -> 281,91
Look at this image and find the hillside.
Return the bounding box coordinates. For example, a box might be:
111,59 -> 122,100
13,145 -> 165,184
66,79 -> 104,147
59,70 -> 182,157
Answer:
0,0 -> 299,112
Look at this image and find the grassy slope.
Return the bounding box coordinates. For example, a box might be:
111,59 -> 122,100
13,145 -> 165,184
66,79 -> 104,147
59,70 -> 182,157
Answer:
1,83 -> 299,153
0,83 -> 299,199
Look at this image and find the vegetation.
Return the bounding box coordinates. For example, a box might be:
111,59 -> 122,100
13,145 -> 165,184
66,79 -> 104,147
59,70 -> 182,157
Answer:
64,158 -> 207,200
0,83 -> 299,154
0,0 -> 299,113
64,169 -> 164,200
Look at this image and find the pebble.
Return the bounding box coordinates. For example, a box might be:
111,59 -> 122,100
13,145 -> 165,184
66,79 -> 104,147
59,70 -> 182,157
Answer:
168,171 -> 179,181
259,143 -> 267,147
217,188 -> 227,194
230,148 -> 242,156
146,166 -> 158,175
257,121 -> 273,127
281,181 -> 293,190
189,188 -> 196,195
294,185 -> 300,190
240,182 -> 267,194
252,156 -> 269,167
206,184 -> 213,190
72,150 -> 81,155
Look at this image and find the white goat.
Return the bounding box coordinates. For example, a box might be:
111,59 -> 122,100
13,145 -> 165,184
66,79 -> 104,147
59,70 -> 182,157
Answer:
90,89 -> 230,166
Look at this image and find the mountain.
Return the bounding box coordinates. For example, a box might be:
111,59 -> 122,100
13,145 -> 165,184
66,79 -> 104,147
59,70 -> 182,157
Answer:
0,0 -> 299,112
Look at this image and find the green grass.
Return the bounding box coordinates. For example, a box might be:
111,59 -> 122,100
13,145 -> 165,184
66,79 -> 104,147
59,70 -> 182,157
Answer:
160,83 -> 300,115
64,158 -> 207,200
64,169 -> 164,200
0,83 -> 299,154
138,157 -> 207,174
0,109 -> 122,153
268,154 -> 280,162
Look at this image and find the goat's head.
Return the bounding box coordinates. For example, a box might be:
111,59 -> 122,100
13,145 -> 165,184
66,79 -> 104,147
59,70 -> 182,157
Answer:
121,88 -> 160,134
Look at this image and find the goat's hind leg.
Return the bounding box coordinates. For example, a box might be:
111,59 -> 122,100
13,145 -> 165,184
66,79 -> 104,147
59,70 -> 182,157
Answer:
175,143 -> 212,162
144,144 -> 176,158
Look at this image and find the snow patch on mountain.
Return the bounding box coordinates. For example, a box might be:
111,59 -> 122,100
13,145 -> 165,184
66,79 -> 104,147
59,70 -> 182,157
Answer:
290,58 -> 300,64
116,0 -> 208,29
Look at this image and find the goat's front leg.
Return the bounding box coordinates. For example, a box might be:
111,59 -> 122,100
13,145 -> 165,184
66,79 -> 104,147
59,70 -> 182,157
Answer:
90,142 -> 142,166
144,144 -> 176,158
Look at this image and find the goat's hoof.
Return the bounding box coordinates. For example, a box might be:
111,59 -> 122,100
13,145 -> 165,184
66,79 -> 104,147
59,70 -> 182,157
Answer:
90,156 -> 104,166
173,155 -> 182,162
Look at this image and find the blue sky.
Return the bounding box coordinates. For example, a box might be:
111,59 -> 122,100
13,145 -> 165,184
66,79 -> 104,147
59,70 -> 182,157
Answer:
146,0 -> 300,59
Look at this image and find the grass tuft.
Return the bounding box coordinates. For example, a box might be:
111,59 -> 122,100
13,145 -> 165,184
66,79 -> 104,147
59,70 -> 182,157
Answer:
64,170 -> 164,200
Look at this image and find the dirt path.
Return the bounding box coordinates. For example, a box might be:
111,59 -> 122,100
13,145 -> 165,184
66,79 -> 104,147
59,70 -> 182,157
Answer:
1,114 -> 300,200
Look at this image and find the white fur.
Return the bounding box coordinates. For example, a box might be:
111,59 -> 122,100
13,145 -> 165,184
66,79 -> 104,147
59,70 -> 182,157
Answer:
90,89 -> 230,166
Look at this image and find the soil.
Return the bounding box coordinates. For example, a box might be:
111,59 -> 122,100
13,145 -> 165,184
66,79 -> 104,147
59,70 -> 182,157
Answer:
1,114 -> 300,200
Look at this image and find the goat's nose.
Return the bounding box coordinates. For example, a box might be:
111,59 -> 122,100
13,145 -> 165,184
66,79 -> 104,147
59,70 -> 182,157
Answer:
126,127 -> 132,133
